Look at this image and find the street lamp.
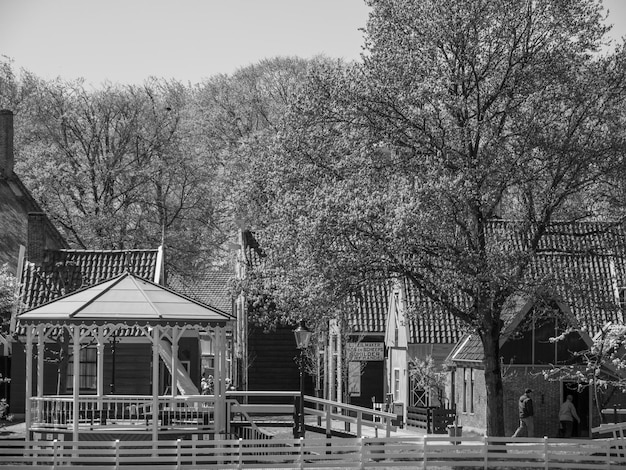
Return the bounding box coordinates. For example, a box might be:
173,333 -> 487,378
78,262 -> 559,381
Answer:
293,320 -> 311,438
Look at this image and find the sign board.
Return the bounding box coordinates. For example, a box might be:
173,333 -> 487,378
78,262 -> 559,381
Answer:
347,342 -> 384,361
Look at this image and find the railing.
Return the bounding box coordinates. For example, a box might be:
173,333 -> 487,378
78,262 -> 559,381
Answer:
304,395 -> 397,437
1,435 -> 625,468
30,395 -> 217,433
28,392 -> 397,439
601,406 -> 626,424
407,405 -> 456,433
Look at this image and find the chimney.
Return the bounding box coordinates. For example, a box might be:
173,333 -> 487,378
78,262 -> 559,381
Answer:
28,212 -> 47,265
0,110 -> 14,179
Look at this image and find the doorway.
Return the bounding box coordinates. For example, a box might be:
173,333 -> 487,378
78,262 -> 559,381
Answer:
562,382 -> 589,437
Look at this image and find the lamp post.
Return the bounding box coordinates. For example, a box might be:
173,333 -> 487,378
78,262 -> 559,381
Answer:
293,320 -> 311,438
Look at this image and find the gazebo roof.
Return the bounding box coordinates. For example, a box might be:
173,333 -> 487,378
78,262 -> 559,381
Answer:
17,272 -> 233,327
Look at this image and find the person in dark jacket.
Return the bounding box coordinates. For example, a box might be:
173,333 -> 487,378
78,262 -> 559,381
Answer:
512,388 -> 534,437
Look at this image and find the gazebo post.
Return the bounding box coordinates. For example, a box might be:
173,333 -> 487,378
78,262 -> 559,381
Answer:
152,326 -> 160,445
36,325 -> 44,427
24,326 -> 33,442
171,326 -> 178,397
72,325 -> 80,442
36,325 -> 44,397
96,328 -> 105,413
214,326 -> 227,438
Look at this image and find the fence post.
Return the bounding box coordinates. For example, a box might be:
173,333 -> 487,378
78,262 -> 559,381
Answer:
483,434 -> 488,467
359,437 -> 365,470
605,439 -> 612,469
543,436 -> 549,469
114,439 -> 120,470
299,436 -> 305,470
176,438 -> 181,470
52,439 -> 58,470
422,435 -> 428,470
237,438 -> 243,470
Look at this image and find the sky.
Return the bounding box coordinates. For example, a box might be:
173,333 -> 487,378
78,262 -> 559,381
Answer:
1,0 -> 625,87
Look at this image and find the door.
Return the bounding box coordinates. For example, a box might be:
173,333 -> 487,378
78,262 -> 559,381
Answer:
563,382 -> 589,437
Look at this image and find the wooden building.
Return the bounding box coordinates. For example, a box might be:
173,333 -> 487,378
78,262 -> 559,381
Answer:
445,222 -> 626,436
0,109 -> 68,405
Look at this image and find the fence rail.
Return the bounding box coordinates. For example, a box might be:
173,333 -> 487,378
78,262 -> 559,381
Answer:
1,435 -> 625,469
406,406 -> 456,434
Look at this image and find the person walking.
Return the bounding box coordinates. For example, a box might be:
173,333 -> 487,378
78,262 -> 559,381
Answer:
559,394 -> 580,437
512,388 -> 534,438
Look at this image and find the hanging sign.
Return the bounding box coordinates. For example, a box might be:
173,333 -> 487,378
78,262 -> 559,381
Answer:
347,342 -> 384,361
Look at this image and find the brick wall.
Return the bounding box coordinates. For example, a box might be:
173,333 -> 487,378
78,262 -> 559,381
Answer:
452,365 -> 564,437
27,212 -> 46,265
504,366 -> 561,437
0,110 -> 14,178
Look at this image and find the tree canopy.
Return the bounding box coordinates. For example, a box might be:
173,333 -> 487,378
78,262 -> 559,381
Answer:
233,0 -> 626,436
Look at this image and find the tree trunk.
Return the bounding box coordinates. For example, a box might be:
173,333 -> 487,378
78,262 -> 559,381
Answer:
482,328 -> 505,436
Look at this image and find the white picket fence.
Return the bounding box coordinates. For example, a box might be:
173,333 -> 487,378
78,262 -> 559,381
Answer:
0,435 -> 625,469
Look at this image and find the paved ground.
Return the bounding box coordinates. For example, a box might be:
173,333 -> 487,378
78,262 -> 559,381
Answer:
0,418 -> 26,439
1,417 -> 471,441
0,418 -> 430,441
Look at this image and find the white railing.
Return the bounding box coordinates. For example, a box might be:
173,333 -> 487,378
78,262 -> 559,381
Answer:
30,395 -> 217,432
28,392 -> 397,439
304,395 -> 397,437
0,435 -> 624,468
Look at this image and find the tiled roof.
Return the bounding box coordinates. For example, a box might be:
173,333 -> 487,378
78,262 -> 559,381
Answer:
448,335 -> 484,363
348,281 -> 391,334
243,222 -> 626,347
346,278 -> 466,343
18,272 -> 232,326
448,221 -> 626,362
167,270 -> 234,316
344,221 -> 626,346
18,249 -> 160,311
403,278 -> 467,344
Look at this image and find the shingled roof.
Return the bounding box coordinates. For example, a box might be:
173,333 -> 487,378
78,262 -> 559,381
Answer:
240,221 -> 626,347
167,270 -> 234,316
346,221 -> 626,346
17,248 -> 161,312
348,281 -> 391,334
346,278 -> 466,343
447,220 -> 626,363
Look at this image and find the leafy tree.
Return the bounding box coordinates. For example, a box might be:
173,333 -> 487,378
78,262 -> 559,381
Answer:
235,0 -> 626,436
0,263 -> 16,334
11,77 -> 227,273
545,323 -> 626,424
409,355 -> 447,406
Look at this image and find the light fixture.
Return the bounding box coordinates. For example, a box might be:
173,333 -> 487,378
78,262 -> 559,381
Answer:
293,320 -> 311,438
293,320 -> 312,350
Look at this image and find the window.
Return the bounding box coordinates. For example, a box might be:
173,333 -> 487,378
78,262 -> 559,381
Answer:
67,347 -> 97,391
469,368 -> 475,413
462,368 -> 475,413
462,368 -> 468,412
394,369 -> 400,401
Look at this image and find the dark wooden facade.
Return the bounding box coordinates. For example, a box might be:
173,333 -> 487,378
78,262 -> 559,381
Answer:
247,325 -> 313,401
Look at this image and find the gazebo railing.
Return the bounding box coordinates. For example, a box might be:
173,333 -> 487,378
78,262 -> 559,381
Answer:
30,395 -> 218,432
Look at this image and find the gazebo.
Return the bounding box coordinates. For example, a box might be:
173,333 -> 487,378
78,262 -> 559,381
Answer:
16,272 -> 234,442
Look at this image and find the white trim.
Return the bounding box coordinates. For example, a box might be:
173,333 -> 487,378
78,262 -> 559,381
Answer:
154,245 -> 164,284
450,336 -> 472,362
